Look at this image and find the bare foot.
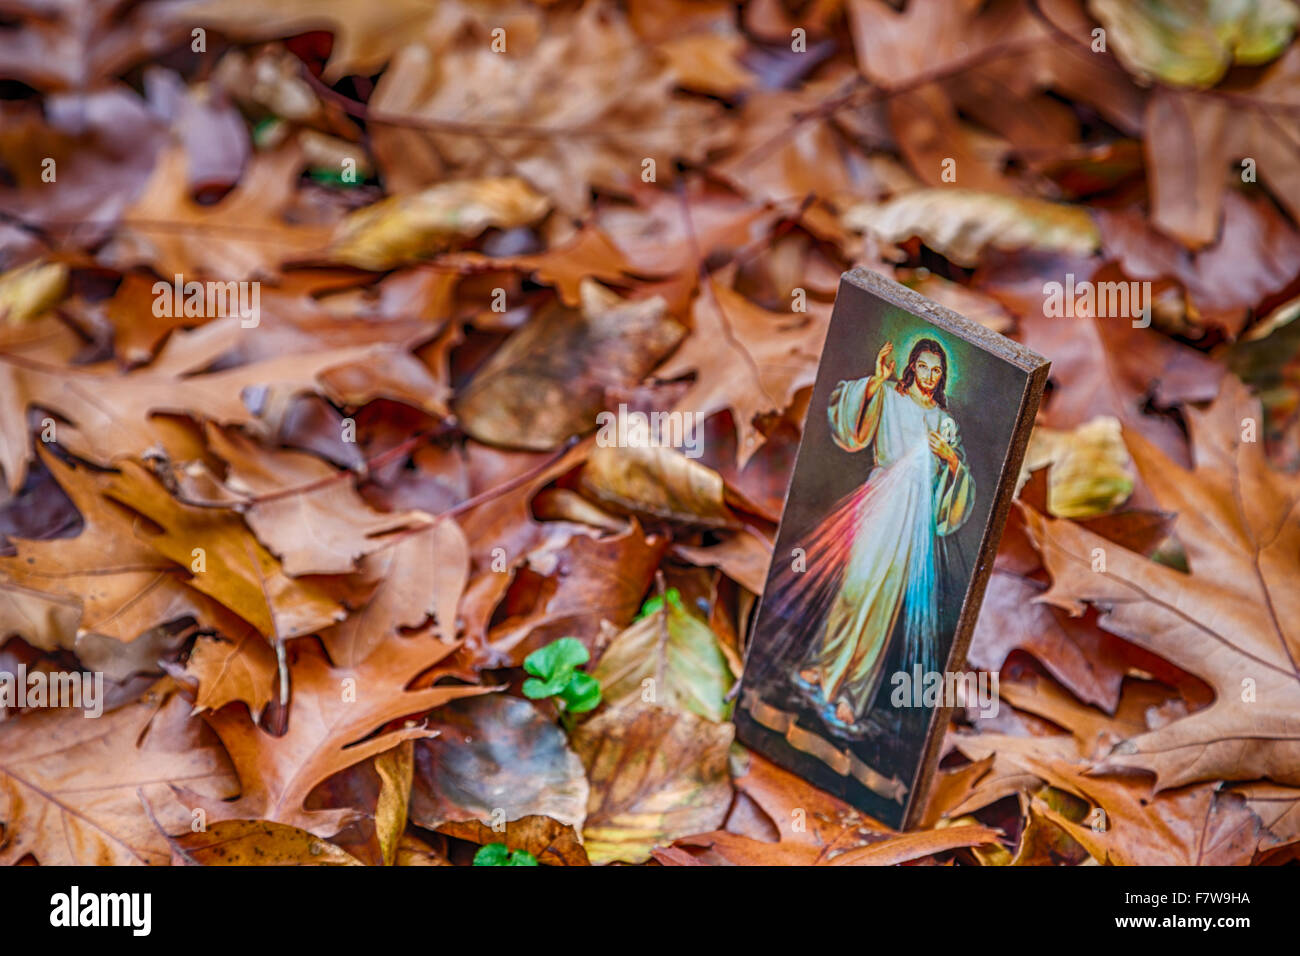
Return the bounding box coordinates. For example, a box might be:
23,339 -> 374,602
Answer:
835,700 -> 855,725
798,669 -> 820,686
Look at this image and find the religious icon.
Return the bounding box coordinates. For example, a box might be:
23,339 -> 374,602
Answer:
736,269 -> 1049,829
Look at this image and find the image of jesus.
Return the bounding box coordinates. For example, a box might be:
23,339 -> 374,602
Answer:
769,337 -> 974,735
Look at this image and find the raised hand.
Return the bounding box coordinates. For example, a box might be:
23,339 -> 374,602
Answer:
874,341 -> 895,381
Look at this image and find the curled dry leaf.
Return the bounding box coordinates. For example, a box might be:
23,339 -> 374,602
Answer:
374,740 -> 414,867
0,261 -> 67,325
844,189 -> 1100,268
327,178 -> 550,271
579,443 -> 740,529
1089,0 -> 1297,88
1020,416 -> 1135,519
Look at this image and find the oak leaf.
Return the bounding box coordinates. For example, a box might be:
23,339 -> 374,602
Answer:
1027,377 -> 1300,788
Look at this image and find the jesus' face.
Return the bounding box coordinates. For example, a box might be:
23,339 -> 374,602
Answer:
912,350 -> 944,395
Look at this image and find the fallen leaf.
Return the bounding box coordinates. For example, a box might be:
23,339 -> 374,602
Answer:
655,278 -> 830,466
844,189 -> 1100,268
592,597 -> 734,722
456,281 -> 683,450
327,178 -> 550,271
1028,377 -> 1300,788
410,695 -> 590,866
188,637 -> 485,836
572,700 -> 733,864
0,683 -> 235,865
167,819 -> 363,866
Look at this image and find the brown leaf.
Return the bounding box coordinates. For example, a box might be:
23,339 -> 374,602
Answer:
411,695 -> 590,866
572,700 -> 733,865
186,629 -> 278,719
655,278 -> 830,466
579,443 -> 740,529
368,4 -> 726,215
188,637 -> 485,836
1027,377 -> 1300,788
100,460 -> 345,640
168,819 -> 363,866
202,425 -> 418,577
488,521 -> 667,663
0,683 -> 235,865
1024,758 -> 1262,865
323,520 -> 469,666
456,281 -> 683,450
0,450 -> 223,650
1017,293 -> 1223,467
374,740 -> 414,867
105,142 -> 330,280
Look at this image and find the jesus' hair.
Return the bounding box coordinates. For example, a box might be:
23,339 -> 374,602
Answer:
897,338 -> 949,409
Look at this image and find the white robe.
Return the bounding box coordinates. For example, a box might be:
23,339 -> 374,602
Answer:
799,378 -> 973,718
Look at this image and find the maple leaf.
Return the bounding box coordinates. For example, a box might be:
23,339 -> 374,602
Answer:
655,277 -> 830,467
185,637 -> 486,836
1027,377 -> 1300,788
